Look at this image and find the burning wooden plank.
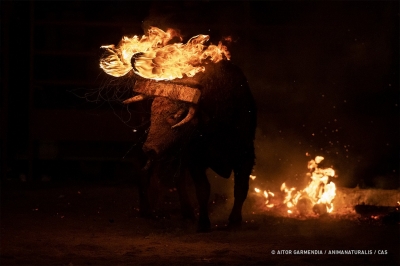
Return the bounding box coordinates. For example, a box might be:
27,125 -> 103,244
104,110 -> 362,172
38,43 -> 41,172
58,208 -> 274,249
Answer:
131,80 -> 201,103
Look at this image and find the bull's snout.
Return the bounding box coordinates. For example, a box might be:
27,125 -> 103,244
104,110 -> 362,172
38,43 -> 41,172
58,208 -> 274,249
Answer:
142,143 -> 159,159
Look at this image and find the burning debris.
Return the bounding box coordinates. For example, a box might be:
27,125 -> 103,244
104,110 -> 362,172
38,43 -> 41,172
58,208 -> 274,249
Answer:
281,156 -> 336,215
252,156 -> 400,222
100,26 -> 230,80
253,156 -> 337,216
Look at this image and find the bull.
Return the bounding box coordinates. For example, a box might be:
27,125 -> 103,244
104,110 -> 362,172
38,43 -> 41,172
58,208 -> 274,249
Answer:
125,60 -> 256,232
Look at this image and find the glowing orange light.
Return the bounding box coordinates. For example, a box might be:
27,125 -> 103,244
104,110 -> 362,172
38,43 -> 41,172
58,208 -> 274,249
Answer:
281,156 -> 337,215
100,26 -> 230,80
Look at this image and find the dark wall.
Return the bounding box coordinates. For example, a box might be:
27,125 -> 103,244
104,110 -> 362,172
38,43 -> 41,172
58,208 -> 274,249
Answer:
1,1 -> 398,188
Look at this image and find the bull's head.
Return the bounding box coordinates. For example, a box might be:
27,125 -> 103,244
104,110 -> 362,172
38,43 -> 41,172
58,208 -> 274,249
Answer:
124,79 -> 201,159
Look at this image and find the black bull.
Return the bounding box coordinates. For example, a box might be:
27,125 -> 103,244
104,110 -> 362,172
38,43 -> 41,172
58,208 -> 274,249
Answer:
127,60 -> 257,231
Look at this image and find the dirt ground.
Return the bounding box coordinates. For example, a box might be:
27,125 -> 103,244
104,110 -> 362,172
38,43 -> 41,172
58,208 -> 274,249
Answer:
1,181 -> 399,266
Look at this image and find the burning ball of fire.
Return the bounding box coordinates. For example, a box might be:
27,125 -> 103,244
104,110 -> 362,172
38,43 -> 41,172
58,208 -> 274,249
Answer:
99,26 -> 230,80
253,156 -> 337,216
281,156 -> 337,215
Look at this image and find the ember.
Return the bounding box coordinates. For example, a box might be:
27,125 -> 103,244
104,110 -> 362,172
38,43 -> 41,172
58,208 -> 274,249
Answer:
254,187 -> 275,208
100,26 -> 230,80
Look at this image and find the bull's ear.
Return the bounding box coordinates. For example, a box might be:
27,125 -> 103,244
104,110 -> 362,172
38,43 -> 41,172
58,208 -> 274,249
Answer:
122,94 -> 146,104
171,105 -> 196,128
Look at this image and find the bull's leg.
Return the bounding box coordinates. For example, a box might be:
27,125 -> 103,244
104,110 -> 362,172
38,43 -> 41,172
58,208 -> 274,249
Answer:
138,164 -> 161,218
189,166 -> 211,232
229,157 -> 253,226
176,169 -> 196,220
138,168 -> 152,217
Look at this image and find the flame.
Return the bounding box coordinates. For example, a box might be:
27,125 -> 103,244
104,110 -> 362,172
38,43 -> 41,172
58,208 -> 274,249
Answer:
100,26 -> 230,80
254,186 -> 275,208
281,156 -> 336,215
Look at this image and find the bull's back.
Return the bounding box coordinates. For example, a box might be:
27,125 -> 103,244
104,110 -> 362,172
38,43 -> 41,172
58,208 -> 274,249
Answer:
193,61 -> 257,176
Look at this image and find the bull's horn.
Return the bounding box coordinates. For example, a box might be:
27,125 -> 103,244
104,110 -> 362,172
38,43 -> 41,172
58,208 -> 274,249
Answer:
122,94 -> 146,104
142,158 -> 153,171
171,105 -> 196,129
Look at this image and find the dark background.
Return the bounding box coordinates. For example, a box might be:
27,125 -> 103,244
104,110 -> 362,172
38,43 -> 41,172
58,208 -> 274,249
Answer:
1,1 -> 399,189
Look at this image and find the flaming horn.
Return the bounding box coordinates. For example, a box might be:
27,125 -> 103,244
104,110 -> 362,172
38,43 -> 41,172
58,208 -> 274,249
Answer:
99,26 -> 231,128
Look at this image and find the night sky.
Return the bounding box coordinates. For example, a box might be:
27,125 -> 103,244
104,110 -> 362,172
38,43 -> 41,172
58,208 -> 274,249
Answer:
1,1 -> 399,189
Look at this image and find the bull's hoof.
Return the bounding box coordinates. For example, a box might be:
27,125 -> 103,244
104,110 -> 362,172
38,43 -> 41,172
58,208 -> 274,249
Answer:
181,208 -> 196,221
197,224 -> 212,233
139,209 -> 153,219
140,210 -> 170,220
197,217 -> 211,233
228,214 -> 242,225
227,221 -> 242,231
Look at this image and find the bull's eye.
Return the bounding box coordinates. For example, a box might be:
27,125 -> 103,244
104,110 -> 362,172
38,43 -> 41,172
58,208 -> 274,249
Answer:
166,108 -> 188,125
